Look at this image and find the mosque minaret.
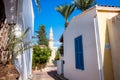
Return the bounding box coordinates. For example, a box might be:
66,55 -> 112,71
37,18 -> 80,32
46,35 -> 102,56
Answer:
48,27 -> 57,65
49,27 -> 54,48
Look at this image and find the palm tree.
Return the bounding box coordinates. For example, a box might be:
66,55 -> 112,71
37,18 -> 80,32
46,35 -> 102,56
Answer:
74,0 -> 95,11
55,4 -> 75,28
55,4 -> 75,55
0,0 -> 7,64
35,0 -> 40,11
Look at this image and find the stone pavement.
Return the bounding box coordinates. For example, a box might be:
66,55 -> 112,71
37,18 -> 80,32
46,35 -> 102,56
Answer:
32,66 -> 60,80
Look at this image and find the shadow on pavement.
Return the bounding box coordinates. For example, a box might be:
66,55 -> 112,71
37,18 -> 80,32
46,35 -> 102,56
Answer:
47,70 -> 60,80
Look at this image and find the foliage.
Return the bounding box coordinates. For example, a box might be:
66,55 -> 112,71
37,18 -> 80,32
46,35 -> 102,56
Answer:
54,44 -> 63,61
33,24 -> 50,69
6,24 -> 32,64
74,0 -> 95,11
32,45 -> 51,68
36,24 -> 48,47
54,50 -> 60,60
0,0 -> 32,64
55,4 -> 75,28
0,0 -> 32,78
35,0 -> 40,11
57,44 -> 63,55
55,4 -> 75,22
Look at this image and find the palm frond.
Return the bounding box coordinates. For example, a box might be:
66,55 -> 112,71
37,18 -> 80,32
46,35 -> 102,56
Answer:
7,27 -> 30,50
35,0 -> 40,11
19,27 -> 29,39
74,0 -> 95,11
55,4 -> 75,21
7,25 -> 32,63
13,41 -> 33,60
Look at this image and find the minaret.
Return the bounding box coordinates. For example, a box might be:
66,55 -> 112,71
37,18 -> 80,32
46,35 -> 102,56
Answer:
48,27 -> 57,66
49,27 -> 54,48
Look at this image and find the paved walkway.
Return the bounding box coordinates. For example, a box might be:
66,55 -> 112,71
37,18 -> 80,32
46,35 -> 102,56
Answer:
32,66 -> 60,80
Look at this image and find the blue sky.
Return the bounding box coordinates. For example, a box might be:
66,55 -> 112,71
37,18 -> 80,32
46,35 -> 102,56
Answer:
32,0 -> 120,47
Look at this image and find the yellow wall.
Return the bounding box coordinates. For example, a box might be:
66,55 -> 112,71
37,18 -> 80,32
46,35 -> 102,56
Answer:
97,10 -> 119,80
103,26 -> 114,80
108,14 -> 120,80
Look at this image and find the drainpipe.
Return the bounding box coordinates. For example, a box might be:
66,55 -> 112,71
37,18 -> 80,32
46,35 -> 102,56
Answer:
94,17 -> 104,80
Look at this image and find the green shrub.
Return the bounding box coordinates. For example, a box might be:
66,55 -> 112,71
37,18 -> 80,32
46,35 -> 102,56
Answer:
32,45 -> 51,68
54,50 -> 60,61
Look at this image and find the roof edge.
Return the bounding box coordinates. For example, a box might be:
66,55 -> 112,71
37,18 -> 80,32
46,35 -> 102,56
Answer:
96,5 -> 120,11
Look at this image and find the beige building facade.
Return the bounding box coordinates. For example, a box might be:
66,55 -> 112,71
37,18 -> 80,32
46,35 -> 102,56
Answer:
108,15 -> 120,80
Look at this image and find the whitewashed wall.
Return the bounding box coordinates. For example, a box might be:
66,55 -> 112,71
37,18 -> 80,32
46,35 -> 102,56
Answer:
3,0 -> 34,80
63,8 -> 100,80
20,0 -> 34,79
13,0 -> 34,80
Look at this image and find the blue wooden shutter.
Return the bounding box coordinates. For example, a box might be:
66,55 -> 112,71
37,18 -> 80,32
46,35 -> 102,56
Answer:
74,35 -> 84,70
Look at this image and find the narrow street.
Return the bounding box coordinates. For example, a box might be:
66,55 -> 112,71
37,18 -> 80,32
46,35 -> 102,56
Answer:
32,66 -> 61,80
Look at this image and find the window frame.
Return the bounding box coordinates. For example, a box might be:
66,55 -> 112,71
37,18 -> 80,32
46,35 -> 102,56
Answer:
74,35 -> 84,70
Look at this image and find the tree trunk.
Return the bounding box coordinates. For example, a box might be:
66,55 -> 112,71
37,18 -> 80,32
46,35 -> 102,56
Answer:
65,21 -> 69,28
0,0 -> 8,64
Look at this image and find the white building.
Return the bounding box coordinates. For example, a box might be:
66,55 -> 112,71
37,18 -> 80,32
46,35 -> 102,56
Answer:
48,27 -> 57,66
4,0 -> 34,80
63,5 -> 120,80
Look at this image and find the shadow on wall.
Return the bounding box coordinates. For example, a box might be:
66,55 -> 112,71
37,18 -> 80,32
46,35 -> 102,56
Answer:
103,21 -> 114,80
